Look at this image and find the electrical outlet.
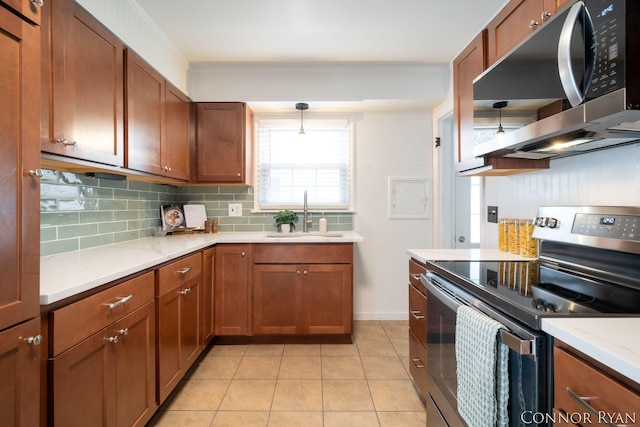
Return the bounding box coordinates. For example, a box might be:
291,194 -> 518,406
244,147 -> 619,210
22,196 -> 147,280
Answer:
487,206 -> 498,223
228,203 -> 242,217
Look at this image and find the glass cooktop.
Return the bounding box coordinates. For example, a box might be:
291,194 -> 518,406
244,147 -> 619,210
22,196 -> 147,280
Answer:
429,260 -> 640,324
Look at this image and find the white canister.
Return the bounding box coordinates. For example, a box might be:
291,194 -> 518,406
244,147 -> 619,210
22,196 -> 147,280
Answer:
318,217 -> 327,233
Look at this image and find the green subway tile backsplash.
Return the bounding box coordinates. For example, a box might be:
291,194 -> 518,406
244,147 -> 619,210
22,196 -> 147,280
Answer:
40,169 -> 354,256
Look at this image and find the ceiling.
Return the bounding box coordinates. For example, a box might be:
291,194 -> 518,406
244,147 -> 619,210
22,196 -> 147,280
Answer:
133,0 -> 507,65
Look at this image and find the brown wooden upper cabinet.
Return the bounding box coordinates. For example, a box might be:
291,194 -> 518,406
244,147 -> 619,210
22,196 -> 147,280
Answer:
125,49 -> 191,181
486,0 -> 573,67
40,0 -> 125,167
196,102 -> 253,184
0,1 -> 40,331
453,30 -> 487,168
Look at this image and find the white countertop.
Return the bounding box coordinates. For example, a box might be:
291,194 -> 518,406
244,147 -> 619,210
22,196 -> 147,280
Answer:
407,248 -> 534,263
542,317 -> 640,385
40,231 -> 363,305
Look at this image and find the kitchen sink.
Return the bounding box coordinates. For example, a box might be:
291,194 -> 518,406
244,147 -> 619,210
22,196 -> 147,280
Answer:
265,232 -> 343,238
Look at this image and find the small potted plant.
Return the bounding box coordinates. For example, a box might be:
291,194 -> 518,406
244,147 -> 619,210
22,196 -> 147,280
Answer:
273,209 -> 298,233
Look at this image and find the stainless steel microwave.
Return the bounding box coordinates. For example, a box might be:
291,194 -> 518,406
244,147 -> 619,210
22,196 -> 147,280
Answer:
472,0 -> 640,159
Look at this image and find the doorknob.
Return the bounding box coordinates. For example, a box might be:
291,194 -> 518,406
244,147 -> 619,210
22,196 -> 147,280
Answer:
458,236 -> 466,243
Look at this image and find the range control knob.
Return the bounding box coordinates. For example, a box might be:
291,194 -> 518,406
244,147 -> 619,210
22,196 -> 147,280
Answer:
534,217 -> 559,228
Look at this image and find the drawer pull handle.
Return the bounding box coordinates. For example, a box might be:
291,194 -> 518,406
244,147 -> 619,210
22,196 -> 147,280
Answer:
23,335 -> 42,346
565,387 -> 618,427
411,274 -> 421,281
118,328 -> 129,336
410,310 -> 425,320
104,295 -> 133,310
177,267 -> 192,275
105,336 -> 118,344
179,288 -> 191,295
411,358 -> 424,369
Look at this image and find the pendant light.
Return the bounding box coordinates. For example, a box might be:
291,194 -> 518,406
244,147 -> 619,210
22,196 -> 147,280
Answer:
493,101 -> 508,136
296,102 -> 309,135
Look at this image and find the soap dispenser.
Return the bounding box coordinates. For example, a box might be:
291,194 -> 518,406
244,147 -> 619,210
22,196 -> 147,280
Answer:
319,214 -> 327,233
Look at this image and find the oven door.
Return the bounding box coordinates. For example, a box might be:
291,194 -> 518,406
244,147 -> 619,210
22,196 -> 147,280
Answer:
422,271 -> 550,427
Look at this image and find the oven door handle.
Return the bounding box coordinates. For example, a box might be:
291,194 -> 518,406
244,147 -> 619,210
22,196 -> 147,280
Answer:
421,271 -> 536,357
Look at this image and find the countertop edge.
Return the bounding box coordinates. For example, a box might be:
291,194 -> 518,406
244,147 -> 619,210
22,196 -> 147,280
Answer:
41,231 -> 363,305
542,317 -> 640,385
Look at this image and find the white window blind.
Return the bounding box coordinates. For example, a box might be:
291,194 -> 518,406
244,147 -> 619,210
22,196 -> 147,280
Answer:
256,119 -> 352,210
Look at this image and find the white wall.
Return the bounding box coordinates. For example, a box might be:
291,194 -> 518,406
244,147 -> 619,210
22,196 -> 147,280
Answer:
482,144 -> 640,247
352,110 -> 433,319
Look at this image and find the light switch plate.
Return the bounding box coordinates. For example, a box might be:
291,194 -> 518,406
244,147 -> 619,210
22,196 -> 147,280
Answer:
228,203 -> 242,217
487,206 -> 498,223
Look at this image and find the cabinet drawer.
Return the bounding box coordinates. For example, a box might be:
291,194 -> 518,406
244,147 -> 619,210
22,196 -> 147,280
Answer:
409,259 -> 427,294
253,243 -> 353,264
157,253 -> 202,295
409,330 -> 428,399
409,284 -> 427,347
554,347 -> 640,426
51,272 -> 154,356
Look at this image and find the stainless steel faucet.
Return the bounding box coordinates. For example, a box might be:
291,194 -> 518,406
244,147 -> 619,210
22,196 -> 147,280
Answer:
303,190 -> 312,232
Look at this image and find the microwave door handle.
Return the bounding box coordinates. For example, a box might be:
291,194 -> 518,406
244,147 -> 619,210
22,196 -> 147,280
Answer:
558,2 -> 586,107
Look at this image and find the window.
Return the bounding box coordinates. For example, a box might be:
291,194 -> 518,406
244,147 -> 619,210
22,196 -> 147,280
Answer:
255,119 -> 353,210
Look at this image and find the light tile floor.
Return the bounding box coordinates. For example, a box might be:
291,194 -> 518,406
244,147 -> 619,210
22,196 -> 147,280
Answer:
148,320 -> 426,427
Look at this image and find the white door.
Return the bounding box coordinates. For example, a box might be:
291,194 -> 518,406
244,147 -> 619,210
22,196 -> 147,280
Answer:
433,112 -> 481,249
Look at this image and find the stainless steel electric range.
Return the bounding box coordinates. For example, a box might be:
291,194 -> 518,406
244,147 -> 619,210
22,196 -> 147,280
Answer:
421,206 -> 640,427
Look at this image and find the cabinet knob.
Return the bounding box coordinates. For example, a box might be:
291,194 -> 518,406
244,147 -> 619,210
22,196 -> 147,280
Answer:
23,335 -> 42,346
30,0 -> 44,6
297,270 -> 301,275
541,11 -> 552,21
105,336 -> 118,344
179,288 -> 191,295
241,251 -> 245,257
529,19 -> 539,28
303,270 -> 308,275
117,328 -> 129,336
237,172 -> 241,177
28,169 -> 43,177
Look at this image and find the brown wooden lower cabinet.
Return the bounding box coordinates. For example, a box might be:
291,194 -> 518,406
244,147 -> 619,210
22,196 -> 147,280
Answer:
156,253 -> 202,404
251,243 -> 354,337
252,263 -> 353,335
201,247 -> 216,344
553,346 -> 640,427
0,318 -> 40,426
215,244 -> 251,336
51,301 -> 156,427
408,258 -> 427,400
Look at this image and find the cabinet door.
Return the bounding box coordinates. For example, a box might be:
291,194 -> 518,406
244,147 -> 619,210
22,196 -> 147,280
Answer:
486,0 -> 543,66
215,245 -> 251,335
115,302 -> 156,427
253,264 -> 302,335
303,264 -> 353,335
163,81 -> 191,180
52,325 -> 117,427
157,272 -> 201,403
453,30 -> 486,167
156,285 -> 181,403
181,277 -> 201,370
0,318 -> 40,426
202,247 -> 216,344
125,49 -> 164,176
0,4 -> 40,331
41,0 -> 124,166
196,103 -> 252,184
